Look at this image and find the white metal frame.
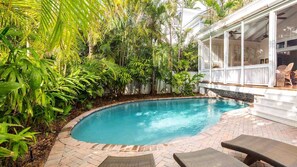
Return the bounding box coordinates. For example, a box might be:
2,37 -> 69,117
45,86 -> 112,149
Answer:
268,11 -> 277,87
241,21 -> 245,85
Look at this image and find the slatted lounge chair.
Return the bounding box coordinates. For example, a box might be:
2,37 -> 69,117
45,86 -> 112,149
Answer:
173,148 -> 248,167
98,154 -> 155,167
221,135 -> 297,167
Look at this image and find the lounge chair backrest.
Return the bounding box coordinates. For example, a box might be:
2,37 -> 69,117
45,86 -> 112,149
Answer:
221,135 -> 297,167
284,63 -> 294,73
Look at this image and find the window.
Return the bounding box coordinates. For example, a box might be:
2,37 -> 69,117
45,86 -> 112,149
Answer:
287,39 -> 297,47
276,42 -> 285,49
243,15 -> 269,65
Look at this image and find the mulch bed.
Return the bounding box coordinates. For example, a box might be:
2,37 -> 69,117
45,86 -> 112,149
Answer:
17,93 -> 200,167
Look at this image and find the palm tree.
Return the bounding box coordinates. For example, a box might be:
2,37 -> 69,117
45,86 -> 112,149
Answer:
144,0 -> 167,94
199,0 -> 237,24
1,0 -> 108,72
184,0 -> 198,8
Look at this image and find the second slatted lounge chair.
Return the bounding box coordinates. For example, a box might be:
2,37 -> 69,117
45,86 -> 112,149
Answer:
173,148 -> 248,167
221,134 -> 297,167
98,154 -> 155,167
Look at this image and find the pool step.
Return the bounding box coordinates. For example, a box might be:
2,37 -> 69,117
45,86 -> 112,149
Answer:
252,92 -> 297,127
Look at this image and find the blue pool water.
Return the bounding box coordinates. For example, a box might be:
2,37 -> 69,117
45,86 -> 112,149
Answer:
71,98 -> 246,145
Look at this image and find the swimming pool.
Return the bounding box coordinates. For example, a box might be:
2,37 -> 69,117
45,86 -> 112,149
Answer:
71,98 -> 246,145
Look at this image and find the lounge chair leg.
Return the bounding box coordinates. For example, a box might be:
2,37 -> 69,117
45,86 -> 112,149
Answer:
243,155 -> 258,165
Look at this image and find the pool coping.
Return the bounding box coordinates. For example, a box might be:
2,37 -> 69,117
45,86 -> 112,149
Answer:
57,96 -> 249,152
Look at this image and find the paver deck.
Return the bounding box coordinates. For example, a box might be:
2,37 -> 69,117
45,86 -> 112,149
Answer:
45,99 -> 297,167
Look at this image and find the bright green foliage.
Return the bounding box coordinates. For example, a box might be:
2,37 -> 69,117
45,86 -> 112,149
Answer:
110,66 -> 132,96
0,27 -> 105,124
199,0 -> 254,25
0,82 -> 21,98
127,56 -> 153,94
0,0 -> 209,164
82,58 -> 132,97
0,28 -> 106,162
171,39 -> 203,95
0,0 -> 105,63
200,0 -> 238,24
0,123 -> 37,162
154,44 -> 172,91
1,28 -> 63,124
0,82 -> 22,125
172,71 -> 204,95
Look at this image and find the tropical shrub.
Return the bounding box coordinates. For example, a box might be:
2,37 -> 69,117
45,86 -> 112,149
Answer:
156,66 -> 172,93
0,27 -> 105,162
0,123 -> 37,164
0,27 -> 106,125
0,82 -> 37,163
127,56 -> 153,94
1,28 -> 56,124
82,58 -> 132,97
172,71 -> 204,95
112,66 -> 132,96
0,0 -> 210,165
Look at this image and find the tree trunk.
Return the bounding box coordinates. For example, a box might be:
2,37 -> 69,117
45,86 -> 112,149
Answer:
150,66 -> 157,95
169,24 -> 173,93
87,32 -> 94,59
138,81 -> 142,95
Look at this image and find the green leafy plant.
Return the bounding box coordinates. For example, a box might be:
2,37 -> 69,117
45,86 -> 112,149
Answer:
0,123 -> 37,162
81,58 -> 131,97
127,56 -> 153,94
201,0 -> 238,24
0,27 -> 105,125
172,71 -> 204,95
112,67 -> 132,96
0,82 -> 37,162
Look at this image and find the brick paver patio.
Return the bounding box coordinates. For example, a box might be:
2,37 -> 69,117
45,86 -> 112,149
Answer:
45,99 -> 297,167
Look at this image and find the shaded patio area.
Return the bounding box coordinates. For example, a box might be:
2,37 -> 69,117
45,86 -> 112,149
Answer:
45,104 -> 297,167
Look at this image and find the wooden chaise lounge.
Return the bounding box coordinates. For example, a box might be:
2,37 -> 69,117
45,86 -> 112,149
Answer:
98,154 -> 155,167
173,148 -> 248,167
221,134 -> 297,167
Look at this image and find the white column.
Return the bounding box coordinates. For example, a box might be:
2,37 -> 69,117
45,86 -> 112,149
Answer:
209,36 -> 212,83
198,43 -> 201,72
268,11 -> 277,87
240,21 -> 245,85
200,41 -> 205,71
224,31 -> 229,84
